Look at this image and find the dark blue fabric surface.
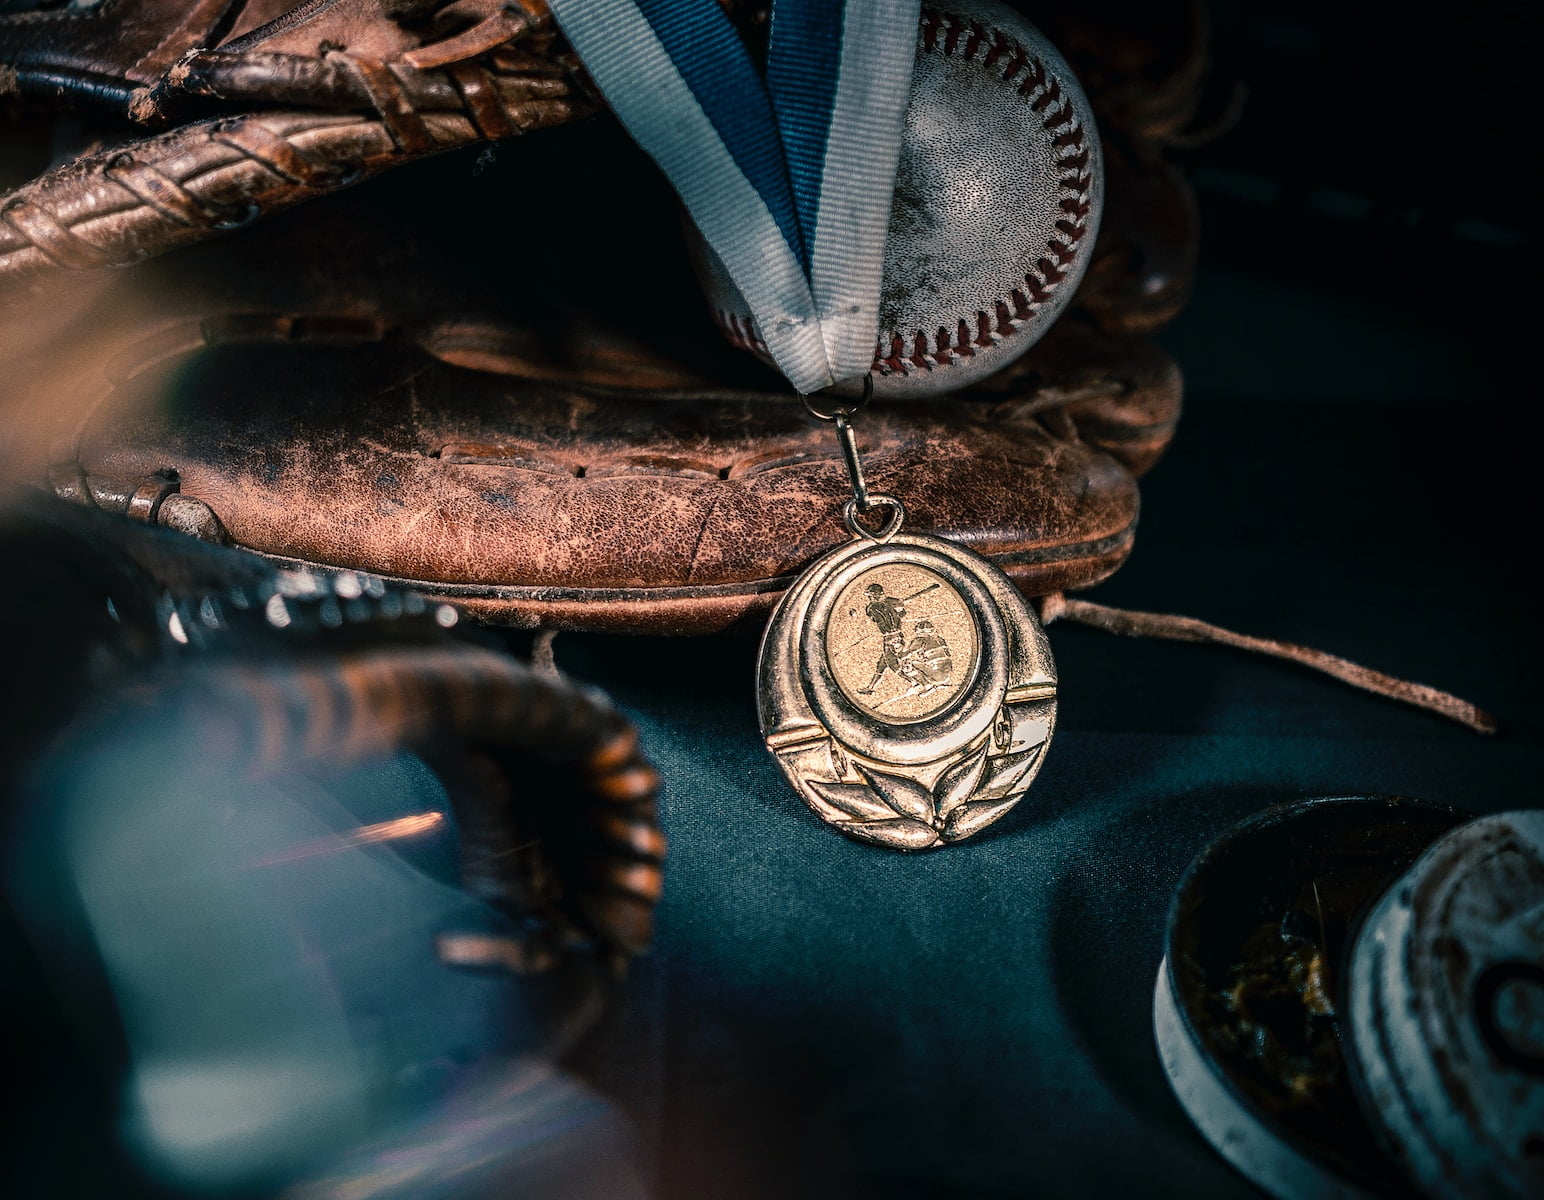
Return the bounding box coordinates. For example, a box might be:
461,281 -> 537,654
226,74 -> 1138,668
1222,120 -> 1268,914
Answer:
564,639 -> 1534,1197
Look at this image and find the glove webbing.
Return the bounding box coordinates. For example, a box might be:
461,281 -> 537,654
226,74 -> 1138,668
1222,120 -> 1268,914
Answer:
0,45 -> 588,288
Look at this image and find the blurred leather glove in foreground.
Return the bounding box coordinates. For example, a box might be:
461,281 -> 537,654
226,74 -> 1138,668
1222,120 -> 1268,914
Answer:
1,492 -> 662,1198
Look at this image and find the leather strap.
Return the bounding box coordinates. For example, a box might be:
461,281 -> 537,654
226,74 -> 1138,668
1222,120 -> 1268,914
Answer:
1039,593 -> 1498,734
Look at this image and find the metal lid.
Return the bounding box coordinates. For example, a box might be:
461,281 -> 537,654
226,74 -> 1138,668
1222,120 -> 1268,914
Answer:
1154,795 -> 1467,1199
1346,810 -> 1544,1200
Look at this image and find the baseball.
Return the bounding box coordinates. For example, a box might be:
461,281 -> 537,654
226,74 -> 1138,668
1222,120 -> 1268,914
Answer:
692,0 -> 1104,398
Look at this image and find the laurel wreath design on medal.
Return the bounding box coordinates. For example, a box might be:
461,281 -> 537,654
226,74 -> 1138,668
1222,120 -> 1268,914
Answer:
804,714 -> 1048,850
759,497 -> 1057,851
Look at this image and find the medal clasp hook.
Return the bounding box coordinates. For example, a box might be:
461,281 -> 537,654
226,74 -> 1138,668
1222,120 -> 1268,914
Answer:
806,375 -> 901,540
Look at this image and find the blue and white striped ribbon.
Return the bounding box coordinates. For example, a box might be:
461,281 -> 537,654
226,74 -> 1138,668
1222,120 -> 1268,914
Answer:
547,0 -> 919,394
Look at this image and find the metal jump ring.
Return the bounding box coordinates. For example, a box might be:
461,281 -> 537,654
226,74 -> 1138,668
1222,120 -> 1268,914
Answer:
842,494 -> 905,543
802,373 -> 873,423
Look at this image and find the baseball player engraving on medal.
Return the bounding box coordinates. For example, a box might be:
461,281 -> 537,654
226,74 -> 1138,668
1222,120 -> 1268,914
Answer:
757,388 -> 1057,851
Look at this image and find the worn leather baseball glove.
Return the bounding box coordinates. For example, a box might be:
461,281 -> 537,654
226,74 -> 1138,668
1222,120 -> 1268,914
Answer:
1,487 -> 664,1192
2,487 -> 664,967
0,0 -> 592,292
1,0 -> 1205,635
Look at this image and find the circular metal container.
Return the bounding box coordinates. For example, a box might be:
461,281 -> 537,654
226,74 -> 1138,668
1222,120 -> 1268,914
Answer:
1346,809 -> 1544,1199
1153,795 -> 1468,1198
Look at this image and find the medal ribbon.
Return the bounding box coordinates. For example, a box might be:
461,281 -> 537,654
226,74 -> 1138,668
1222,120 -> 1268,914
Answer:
546,0 -> 920,394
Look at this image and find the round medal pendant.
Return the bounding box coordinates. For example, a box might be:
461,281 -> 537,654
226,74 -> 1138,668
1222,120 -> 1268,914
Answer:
758,519 -> 1057,851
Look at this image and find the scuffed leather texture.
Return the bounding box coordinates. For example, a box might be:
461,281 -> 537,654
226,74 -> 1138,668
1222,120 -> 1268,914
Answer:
66,316 -> 1174,634
1,158 -> 1179,635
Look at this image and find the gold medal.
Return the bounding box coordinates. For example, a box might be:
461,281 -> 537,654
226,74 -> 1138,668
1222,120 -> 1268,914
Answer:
756,384 -> 1057,850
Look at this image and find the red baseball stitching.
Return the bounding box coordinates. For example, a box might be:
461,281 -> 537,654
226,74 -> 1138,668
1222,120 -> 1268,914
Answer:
714,7 -> 1093,379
